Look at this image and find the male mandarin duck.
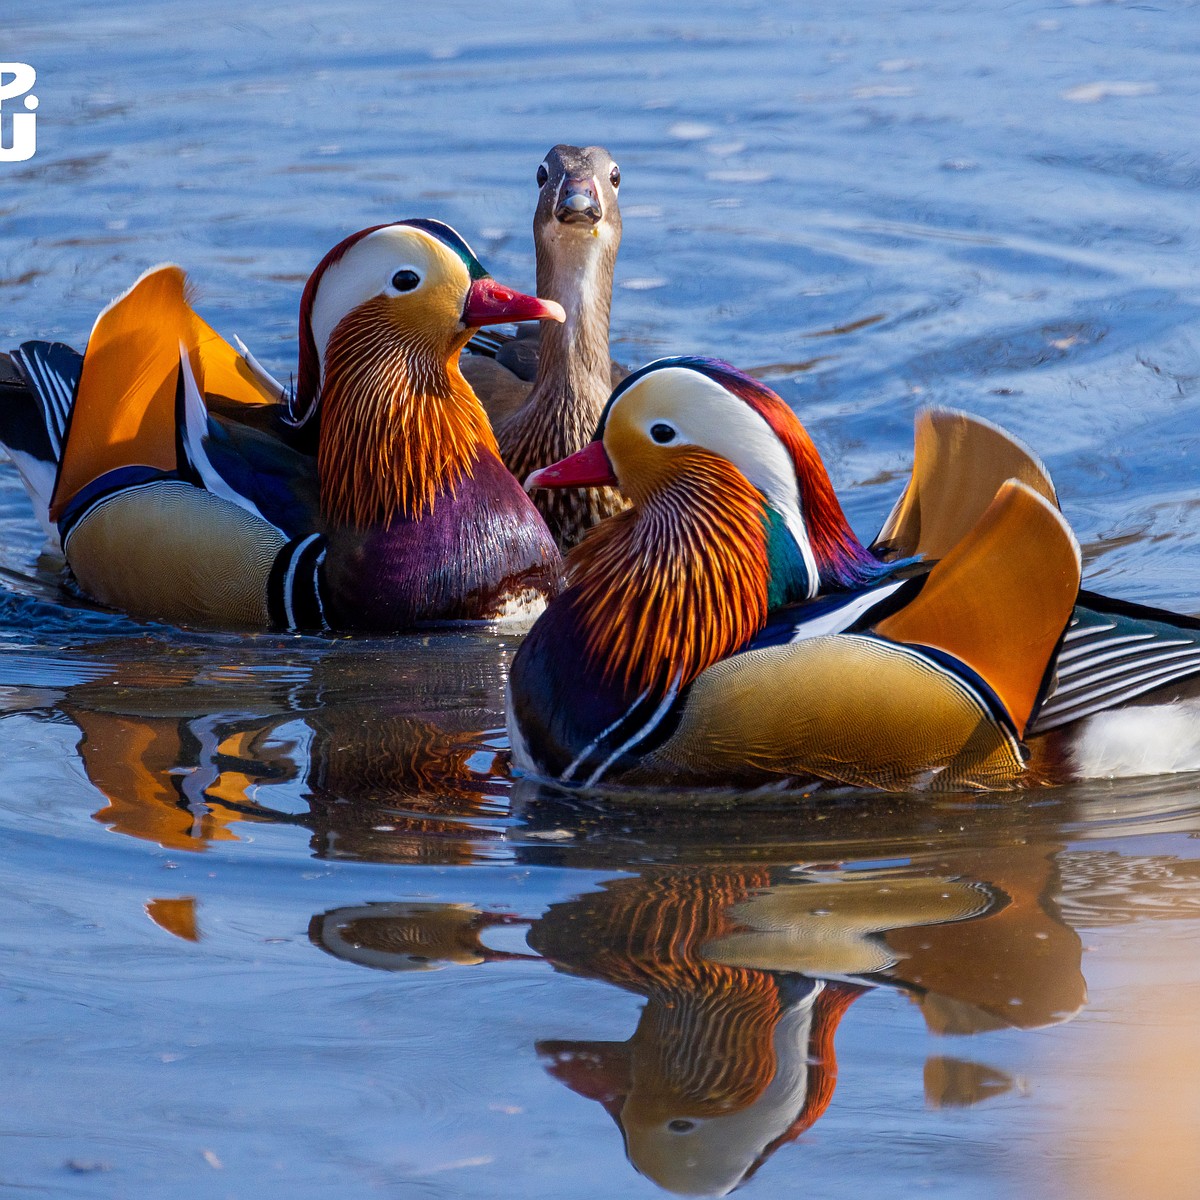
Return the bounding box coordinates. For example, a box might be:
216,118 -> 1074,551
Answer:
507,357 -> 1200,792
460,144 -> 629,548
0,220 -> 565,631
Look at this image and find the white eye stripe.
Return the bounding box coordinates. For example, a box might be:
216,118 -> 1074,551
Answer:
613,366 -> 819,591
308,225 -> 451,380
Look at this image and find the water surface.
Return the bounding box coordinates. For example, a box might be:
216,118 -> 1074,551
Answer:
3,2 -> 1200,1197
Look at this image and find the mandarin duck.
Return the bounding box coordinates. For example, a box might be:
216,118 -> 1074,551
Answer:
303,879 -> 861,1197
530,864 -> 1041,1194
305,858 -> 1084,1193
507,358 -> 1200,791
460,144 -> 629,548
0,220 -> 565,631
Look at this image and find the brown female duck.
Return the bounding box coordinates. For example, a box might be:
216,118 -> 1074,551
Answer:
462,144 -> 629,548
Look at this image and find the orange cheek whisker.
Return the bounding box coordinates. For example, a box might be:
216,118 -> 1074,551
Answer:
317,300 -> 499,528
566,452 -> 770,698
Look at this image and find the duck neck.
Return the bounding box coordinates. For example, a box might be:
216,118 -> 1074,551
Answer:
563,453 -> 770,705
794,444 -> 891,594
316,303 -> 498,529
509,233 -> 617,458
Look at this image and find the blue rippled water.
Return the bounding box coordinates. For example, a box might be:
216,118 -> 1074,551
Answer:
2,3 -> 1200,1198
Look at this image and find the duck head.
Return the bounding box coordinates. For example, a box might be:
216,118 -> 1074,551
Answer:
616,982 -> 855,1197
535,143 -> 622,240
293,219 -> 564,527
532,146 -> 621,337
531,356 -> 888,597
523,358 -> 890,704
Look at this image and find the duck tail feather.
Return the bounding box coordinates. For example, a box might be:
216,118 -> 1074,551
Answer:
874,479 -> 1080,736
1,342 -> 84,543
875,408 -> 1059,562
9,341 -> 81,459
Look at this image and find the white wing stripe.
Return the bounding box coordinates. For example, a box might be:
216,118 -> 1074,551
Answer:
1055,631 -> 1156,665
1055,638 -> 1194,677
560,685 -> 653,783
232,335 -> 288,402
281,533 -> 323,632
788,581 -> 907,643
12,347 -> 72,456
177,346 -> 285,536
583,670 -> 684,788
1037,660 -> 1200,728
1062,620 -> 1116,642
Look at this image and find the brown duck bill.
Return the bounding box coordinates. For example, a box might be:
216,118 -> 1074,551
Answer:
524,440 -> 617,490
555,178 -> 603,225
462,278 -> 566,327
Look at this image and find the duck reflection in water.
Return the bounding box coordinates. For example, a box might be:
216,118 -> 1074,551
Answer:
301,711 -> 509,864
53,653 -> 305,852
310,849 -> 1089,1197
37,637 -> 514,862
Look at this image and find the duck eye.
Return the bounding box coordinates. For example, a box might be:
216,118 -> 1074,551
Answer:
668,1120 -> 695,1134
391,269 -> 420,292
536,162 -> 549,187
650,422 -> 676,444
609,164 -> 621,189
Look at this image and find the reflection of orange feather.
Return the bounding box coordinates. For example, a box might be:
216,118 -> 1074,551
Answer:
50,266 -> 281,520
145,896 -> 200,942
886,846 -> 1085,1032
534,870 -> 781,1112
567,451 -> 770,695
318,300 -> 499,528
68,703 -> 282,853
76,708 -> 237,852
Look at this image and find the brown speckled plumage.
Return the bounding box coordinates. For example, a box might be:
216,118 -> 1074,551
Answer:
488,145 -> 630,548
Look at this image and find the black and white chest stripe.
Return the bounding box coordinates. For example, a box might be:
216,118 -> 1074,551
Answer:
267,533 -> 330,633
